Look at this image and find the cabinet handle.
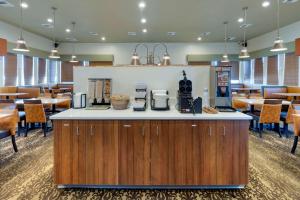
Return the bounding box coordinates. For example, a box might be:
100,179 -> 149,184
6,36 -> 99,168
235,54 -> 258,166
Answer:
209,127 -> 212,136
223,126 -> 226,136
192,124 -> 197,127
76,126 -> 79,136
156,125 -> 159,136
123,124 -> 131,128
90,125 -> 94,136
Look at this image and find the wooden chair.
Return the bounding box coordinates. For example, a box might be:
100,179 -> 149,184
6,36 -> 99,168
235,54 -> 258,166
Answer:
0,99 -> 26,136
24,100 -> 50,137
249,100 -> 282,138
280,100 -> 300,137
0,105 -> 19,152
291,106 -> 300,154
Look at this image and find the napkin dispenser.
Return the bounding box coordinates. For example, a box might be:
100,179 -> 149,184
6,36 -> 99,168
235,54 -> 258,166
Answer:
73,93 -> 87,109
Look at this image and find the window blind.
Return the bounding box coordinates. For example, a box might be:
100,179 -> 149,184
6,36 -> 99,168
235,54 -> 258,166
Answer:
24,56 -> 33,85
284,52 -> 299,86
267,55 -> 278,85
38,58 -> 46,84
243,60 -> 251,82
254,58 -> 263,84
4,53 -> 17,86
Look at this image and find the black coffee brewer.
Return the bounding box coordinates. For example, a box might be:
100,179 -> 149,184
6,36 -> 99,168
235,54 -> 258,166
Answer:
177,70 -> 202,114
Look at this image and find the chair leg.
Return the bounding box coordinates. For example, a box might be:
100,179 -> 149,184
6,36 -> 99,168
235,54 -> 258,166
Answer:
250,120 -> 254,129
259,123 -> 263,138
291,136 -> 299,154
42,123 -> 47,137
25,123 -> 29,137
274,123 -> 282,138
18,122 -> 22,137
283,123 -> 289,138
11,135 -> 18,152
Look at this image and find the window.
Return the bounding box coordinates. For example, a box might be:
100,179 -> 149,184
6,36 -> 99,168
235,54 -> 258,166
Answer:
243,60 -> 251,83
24,56 -> 33,86
61,61 -> 82,82
48,60 -> 60,84
4,53 -> 17,86
38,58 -> 47,84
284,52 -> 299,86
0,56 -> 4,86
254,58 -> 263,84
267,55 -> 278,85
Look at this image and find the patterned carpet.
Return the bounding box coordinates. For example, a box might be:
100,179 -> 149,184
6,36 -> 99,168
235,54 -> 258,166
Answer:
1,129 -> 300,200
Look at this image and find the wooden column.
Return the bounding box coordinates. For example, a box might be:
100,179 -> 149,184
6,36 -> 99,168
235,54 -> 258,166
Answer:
0,38 -> 7,56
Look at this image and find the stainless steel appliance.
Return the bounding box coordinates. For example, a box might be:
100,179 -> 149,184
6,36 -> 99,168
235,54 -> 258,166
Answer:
150,90 -> 170,110
210,66 -> 232,108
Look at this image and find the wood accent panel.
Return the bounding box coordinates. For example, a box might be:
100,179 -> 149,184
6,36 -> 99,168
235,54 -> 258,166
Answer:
267,55 -> 278,85
284,53 -> 299,86
54,119 -> 249,186
254,58 -> 263,84
188,61 -> 211,66
61,61 -> 82,82
296,38 -> 300,56
118,121 -> 150,185
89,61 -> 113,67
0,38 -> 7,56
24,56 -> 33,85
4,53 -> 17,86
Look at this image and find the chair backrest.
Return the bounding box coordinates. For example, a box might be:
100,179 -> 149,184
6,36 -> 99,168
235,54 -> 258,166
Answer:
17,87 -> 41,99
260,104 -> 282,124
262,86 -> 287,99
264,99 -> 283,104
24,100 -> 46,123
293,115 -> 300,136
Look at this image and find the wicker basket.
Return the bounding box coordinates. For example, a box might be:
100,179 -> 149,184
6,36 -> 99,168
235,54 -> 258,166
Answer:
111,95 -> 130,110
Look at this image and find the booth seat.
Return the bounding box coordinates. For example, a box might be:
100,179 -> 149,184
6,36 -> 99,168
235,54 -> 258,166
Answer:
262,86 -> 288,99
0,86 -> 41,99
287,86 -> 300,100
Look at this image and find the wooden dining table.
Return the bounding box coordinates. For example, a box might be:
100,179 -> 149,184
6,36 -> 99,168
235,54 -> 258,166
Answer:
236,98 -> 291,112
272,93 -> 300,101
0,93 -> 29,100
15,98 -> 70,112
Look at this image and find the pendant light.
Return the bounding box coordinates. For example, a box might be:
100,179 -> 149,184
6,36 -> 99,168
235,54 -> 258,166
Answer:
131,44 -> 141,65
13,0 -> 29,52
270,0 -> 287,52
69,22 -> 79,63
49,7 -> 60,59
221,21 -> 230,63
239,7 -> 250,59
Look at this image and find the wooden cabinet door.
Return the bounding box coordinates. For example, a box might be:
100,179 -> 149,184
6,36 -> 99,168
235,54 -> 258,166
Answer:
118,120 -> 150,185
150,120 -> 176,185
71,120 -> 86,184
216,120 -> 249,185
188,121 -> 217,185
54,120 -> 73,184
85,120 -> 118,185
54,120 -> 86,185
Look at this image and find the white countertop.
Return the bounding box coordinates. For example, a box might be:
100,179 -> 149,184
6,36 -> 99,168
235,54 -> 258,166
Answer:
50,106 -> 252,120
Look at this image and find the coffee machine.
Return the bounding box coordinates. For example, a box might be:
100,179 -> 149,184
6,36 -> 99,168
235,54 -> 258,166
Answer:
177,71 -> 202,114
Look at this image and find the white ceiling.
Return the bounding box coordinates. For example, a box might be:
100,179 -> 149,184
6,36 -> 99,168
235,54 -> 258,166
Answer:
0,0 -> 300,43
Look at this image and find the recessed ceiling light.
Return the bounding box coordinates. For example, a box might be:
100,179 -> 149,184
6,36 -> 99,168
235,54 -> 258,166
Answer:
200,32 -> 211,37
65,28 -> 71,33
20,2 -> 28,8
128,32 -> 137,36
47,18 -> 53,23
238,18 -> 244,23
89,32 -> 99,36
139,2 -> 146,9
101,36 -> 106,41
197,37 -> 202,41
141,18 -> 147,24
142,29 -> 147,33
262,1 -> 270,7
167,32 -> 176,36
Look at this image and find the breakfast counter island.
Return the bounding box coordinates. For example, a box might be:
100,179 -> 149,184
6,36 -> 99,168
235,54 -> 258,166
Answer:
50,107 -> 252,189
